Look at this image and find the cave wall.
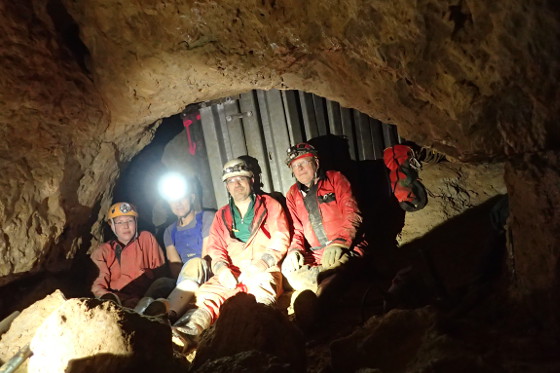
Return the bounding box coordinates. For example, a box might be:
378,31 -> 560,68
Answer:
399,161 -> 506,245
0,2 -> 114,286
505,151 -> 560,327
1,0 -> 559,322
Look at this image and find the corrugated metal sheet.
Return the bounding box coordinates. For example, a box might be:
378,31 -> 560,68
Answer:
200,89 -> 399,207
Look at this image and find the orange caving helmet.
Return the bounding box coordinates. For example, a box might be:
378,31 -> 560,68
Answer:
107,202 -> 138,221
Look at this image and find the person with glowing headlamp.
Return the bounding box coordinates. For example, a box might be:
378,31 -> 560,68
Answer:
143,173 -> 216,322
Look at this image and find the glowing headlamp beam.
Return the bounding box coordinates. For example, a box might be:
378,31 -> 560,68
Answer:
158,172 -> 188,201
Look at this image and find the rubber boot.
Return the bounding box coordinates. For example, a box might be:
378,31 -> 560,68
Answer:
143,298 -> 170,317
175,308 -> 212,335
133,296 -> 154,314
292,289 -> 319,333
167,279 -> 199,322
171,308 -> 212,353
100,292 -> 121,306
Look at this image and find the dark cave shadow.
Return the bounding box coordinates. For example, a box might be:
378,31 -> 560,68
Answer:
66,353 -> 137,373
58,153 -> 100,289
65,352 -> 184,373
386,195 -> 509,311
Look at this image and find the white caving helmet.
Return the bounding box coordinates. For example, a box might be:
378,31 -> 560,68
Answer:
222,158 -> 253,182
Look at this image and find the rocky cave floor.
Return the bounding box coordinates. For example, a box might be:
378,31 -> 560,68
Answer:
1,242 -> 560,373
1,161 -> 559,372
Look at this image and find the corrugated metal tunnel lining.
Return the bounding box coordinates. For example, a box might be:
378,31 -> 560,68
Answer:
200,89 -> 399,207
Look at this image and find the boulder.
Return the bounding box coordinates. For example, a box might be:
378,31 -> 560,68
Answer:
193,293 -> 305,372
28,298 -> 175,373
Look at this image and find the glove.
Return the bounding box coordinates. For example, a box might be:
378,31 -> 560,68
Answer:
283,251 -> 304,272
239,259 -> 269,284
217,267 -> 238,289
320,245 -> 350,269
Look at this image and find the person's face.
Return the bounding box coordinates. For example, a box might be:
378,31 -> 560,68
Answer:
225,176 -> 252,203
291,157 -> 318,187
111,215 -> 137,245
169,194 -> 194,218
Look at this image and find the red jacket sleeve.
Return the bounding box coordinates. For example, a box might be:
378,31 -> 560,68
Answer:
286,186 -> 307,254
207,208 -> 231,273
137,231 -> 166,280
145,231 -> 166,269
90,244 -> 112,297
258,196 -> 290,267
328,172 -> 363,248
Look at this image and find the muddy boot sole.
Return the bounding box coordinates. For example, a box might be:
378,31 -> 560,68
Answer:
293,289 -> 319,333
171,326 -> 198,354
143,299 -> 169,317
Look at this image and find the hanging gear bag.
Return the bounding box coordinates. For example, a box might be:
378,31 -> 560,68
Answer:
383,145 -> 428,212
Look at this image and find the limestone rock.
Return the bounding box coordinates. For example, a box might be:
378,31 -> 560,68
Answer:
0,1 -> 114,286
66,0 -> 560,160
331,307 -> 439,372
0,0 -> 559,337
505,150 -> 560,328
0,290 -> 66,365
193,293 -> 306,372
193,350 -> 293,373
331,306 -> 560,373
399,161 -> 506,244
27,298 -> 174,373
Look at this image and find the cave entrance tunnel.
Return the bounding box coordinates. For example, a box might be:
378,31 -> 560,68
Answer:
112,89 -> 404,281
0,87 -> 550,370
112,89 -> 403,247
0,89 -> 510,332
106,88 -> 503,321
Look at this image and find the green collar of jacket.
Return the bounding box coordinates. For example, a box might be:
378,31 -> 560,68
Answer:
229,193 -> 255,242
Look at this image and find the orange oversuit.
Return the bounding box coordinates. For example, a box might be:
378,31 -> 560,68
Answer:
194,194 -> 290,321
